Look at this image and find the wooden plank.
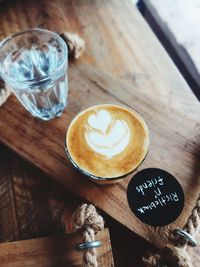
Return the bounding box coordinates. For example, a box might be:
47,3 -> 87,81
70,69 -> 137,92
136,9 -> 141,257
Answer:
0,0 -> 199,119
0,62 -> 199,248
0,1 -> 199,264
0,144 -> 81,243
0,147 -> 113,264
1,145 -> 200,267
143,0 -> 200,96
0,229 -> 114,267
0,146 -> 155,267
0,146 -> 20,242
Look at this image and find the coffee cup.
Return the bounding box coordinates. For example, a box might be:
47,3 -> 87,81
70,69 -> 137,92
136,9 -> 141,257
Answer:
65,104 -> 149,184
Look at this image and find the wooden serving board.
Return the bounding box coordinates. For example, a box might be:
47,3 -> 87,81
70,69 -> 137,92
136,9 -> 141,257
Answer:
0,62 -> 200,247
0,229 -> 113,267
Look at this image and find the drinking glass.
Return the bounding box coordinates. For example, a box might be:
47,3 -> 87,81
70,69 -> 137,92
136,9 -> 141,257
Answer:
0,28 -> 68,120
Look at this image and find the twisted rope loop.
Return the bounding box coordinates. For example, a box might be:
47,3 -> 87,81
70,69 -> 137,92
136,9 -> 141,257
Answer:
143,193 -> 200,267
72,204 -> 104,267
181,195 -> 200,245
0,79 -> 11,106
60,32 -> 85,60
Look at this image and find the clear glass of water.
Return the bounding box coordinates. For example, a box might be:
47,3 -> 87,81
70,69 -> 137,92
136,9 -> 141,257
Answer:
0,28 -> 68,120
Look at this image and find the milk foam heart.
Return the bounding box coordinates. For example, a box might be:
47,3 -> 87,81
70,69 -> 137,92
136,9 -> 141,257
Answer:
66,104 -> 149,180
85,110 -> 131,158
88,110 -> 112,134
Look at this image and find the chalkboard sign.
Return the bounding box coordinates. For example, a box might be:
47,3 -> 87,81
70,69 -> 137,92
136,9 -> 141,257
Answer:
127,168 -> 184,226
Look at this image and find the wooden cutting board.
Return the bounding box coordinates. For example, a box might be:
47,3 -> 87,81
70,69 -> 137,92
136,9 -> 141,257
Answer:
0,62 -> 200,247
0,229 -> 113,267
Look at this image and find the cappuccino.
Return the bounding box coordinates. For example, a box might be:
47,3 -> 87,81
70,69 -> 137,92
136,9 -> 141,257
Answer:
66,104 -> 149,182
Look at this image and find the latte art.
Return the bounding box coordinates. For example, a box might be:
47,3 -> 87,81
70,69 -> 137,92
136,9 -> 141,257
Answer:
66,104 -> 149,181
85,110 -> 131,158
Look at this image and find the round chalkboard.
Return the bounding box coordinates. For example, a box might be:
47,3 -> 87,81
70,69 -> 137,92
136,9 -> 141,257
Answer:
127,168 -> 184,226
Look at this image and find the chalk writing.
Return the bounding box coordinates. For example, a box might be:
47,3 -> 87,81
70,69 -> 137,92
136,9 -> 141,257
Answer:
137,192 -> 179,214
127,168 -> 184,226
154,187 -> 162,198
136,176 -> 164,195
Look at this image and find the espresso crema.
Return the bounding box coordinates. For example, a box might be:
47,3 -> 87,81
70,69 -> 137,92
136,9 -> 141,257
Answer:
66,104 -> 149,179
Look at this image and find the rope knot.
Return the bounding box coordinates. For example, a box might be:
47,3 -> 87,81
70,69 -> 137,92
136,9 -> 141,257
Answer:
163,244 -> 192,267
72,204 -> 104,267
143,245 -> 192,267
72,203 -> 104,233
0,80 -> 12,106
60,32 -> 85,59
143,193 -> 200,267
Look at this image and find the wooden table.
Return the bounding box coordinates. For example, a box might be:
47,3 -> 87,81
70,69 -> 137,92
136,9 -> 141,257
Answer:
0,0 -> 200,266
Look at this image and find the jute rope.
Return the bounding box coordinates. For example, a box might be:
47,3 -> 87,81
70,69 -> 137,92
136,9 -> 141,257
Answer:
143,193 -> 200,267
72,204 -> 104,267
181,194 -> 200,245
60,32 -> 85,60
0,32 -> 85,107
0,79 -> 11,106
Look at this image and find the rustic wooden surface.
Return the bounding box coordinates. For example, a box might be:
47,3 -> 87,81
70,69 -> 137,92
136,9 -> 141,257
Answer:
0,229 -> 113,267
0,0 -> 199,119
0,144 -> 200,267
0,62 -> 200,248
143,0 -> 200,96
0,143 -> 156,267
0,144 -> 80,243
0,0 -> 200,265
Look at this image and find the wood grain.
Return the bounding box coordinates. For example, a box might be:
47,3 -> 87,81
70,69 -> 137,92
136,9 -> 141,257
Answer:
0,229 -> 114,267
0,0 -> 200,263
0,145 -> 114,265
0,144 -> 81,243
0,62 -> 199,248
1,144 -> 200,267
0,143 -> 155,267
0,0 -> 199,119
143,0 -> 200,91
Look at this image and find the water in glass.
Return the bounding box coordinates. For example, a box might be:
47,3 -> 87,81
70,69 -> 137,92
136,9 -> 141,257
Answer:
0,29 -> 68,120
